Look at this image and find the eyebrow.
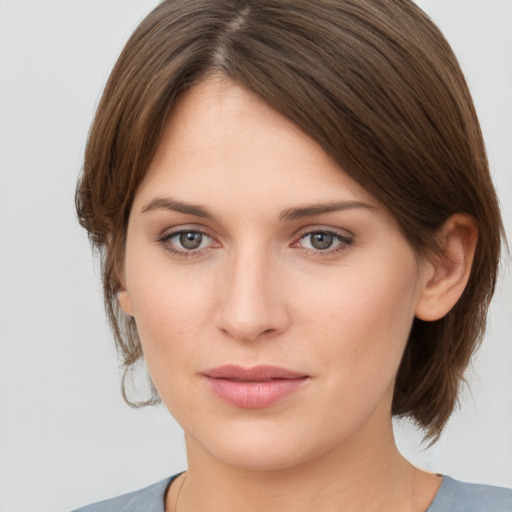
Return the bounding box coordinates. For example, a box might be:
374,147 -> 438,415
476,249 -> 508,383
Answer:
140,196 -> 375,221
141,197 -> 217,220
279,201 -> 375,221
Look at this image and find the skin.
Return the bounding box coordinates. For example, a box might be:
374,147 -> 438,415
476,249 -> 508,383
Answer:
119,76 -> 477,511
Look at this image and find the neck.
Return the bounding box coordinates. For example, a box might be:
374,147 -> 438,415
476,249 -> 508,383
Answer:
167,420 -> 440,512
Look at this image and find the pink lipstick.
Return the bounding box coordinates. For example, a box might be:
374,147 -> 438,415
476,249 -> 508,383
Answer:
202,365 -> 308,408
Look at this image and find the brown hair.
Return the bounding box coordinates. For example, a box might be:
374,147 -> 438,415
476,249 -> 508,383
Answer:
76,0 -> 504,440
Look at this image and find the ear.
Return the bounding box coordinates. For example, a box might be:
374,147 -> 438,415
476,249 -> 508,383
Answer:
415,214 -> 478,322
118,289 -> 134,316
115,253 -> 134,316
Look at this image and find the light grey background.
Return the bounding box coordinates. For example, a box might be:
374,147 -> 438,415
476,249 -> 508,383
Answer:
0,1 -> 511,511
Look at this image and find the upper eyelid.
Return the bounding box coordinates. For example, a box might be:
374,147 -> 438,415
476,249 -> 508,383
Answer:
156,227 -> 216,252
294,231 -> 352,247
159,224 -> 216,239
163,229 -> 213,241
294,225 -> 354,240
158,229 -> 218,256
292,227 -> 355,251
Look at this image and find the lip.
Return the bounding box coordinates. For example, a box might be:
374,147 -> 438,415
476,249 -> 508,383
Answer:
202,365 -> 309,409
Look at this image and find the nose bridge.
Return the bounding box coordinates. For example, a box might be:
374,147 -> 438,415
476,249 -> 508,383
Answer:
215,241 -> 288,341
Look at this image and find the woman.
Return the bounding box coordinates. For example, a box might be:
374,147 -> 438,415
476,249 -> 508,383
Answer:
73,0 -> 511,510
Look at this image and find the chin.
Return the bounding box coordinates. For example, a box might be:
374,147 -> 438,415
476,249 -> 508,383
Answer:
185,417 -> 340,473
204,438 -> 311,472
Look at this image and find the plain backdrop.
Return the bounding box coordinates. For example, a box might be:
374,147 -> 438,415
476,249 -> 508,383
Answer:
0,1 -> 511,511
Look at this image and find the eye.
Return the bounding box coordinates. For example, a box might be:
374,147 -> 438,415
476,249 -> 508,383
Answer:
176,231 -> 206,250
303,232 -> 336,250
158,229 -> 218,257
295,230 -> 353,255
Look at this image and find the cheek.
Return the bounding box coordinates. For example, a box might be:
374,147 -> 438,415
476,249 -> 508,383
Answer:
125,257 -> 216,378
134,283 -> 211,343
295,258 -> 420,382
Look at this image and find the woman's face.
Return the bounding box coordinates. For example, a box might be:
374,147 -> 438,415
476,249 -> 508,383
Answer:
120,77 -> 429,471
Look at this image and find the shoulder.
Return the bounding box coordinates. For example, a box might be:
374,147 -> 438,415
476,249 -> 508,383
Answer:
428,475 -> 512,512
71,475 -> 177,512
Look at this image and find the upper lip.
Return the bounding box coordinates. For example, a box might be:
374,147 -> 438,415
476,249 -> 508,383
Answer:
202,365 -> 308,381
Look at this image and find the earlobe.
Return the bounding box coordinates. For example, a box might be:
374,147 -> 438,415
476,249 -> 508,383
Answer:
118,290 -> 134,316
415,214 -> 478,322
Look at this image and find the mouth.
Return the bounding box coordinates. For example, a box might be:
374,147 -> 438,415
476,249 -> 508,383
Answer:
201,365 -> 309,409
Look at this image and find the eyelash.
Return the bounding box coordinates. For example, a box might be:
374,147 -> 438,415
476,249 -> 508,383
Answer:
157,228 -> 354,259
294,230 -> 353,257
157,229 -> 217,259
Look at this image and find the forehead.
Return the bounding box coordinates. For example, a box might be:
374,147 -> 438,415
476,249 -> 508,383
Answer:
135,77 -> 379,212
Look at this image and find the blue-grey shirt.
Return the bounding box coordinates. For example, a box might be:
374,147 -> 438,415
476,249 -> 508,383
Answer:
72,474 -> 512,511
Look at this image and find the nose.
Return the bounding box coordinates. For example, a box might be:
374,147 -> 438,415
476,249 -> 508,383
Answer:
214,248 -> 290,342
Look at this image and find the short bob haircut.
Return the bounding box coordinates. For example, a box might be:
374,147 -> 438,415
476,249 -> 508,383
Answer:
76,0 -> 504,441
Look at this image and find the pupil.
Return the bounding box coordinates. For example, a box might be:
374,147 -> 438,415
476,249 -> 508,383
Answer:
311,232 -> 333,250
180,232 -> 202,250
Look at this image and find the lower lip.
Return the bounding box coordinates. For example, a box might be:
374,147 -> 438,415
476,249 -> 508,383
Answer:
204,377 -> 308,408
